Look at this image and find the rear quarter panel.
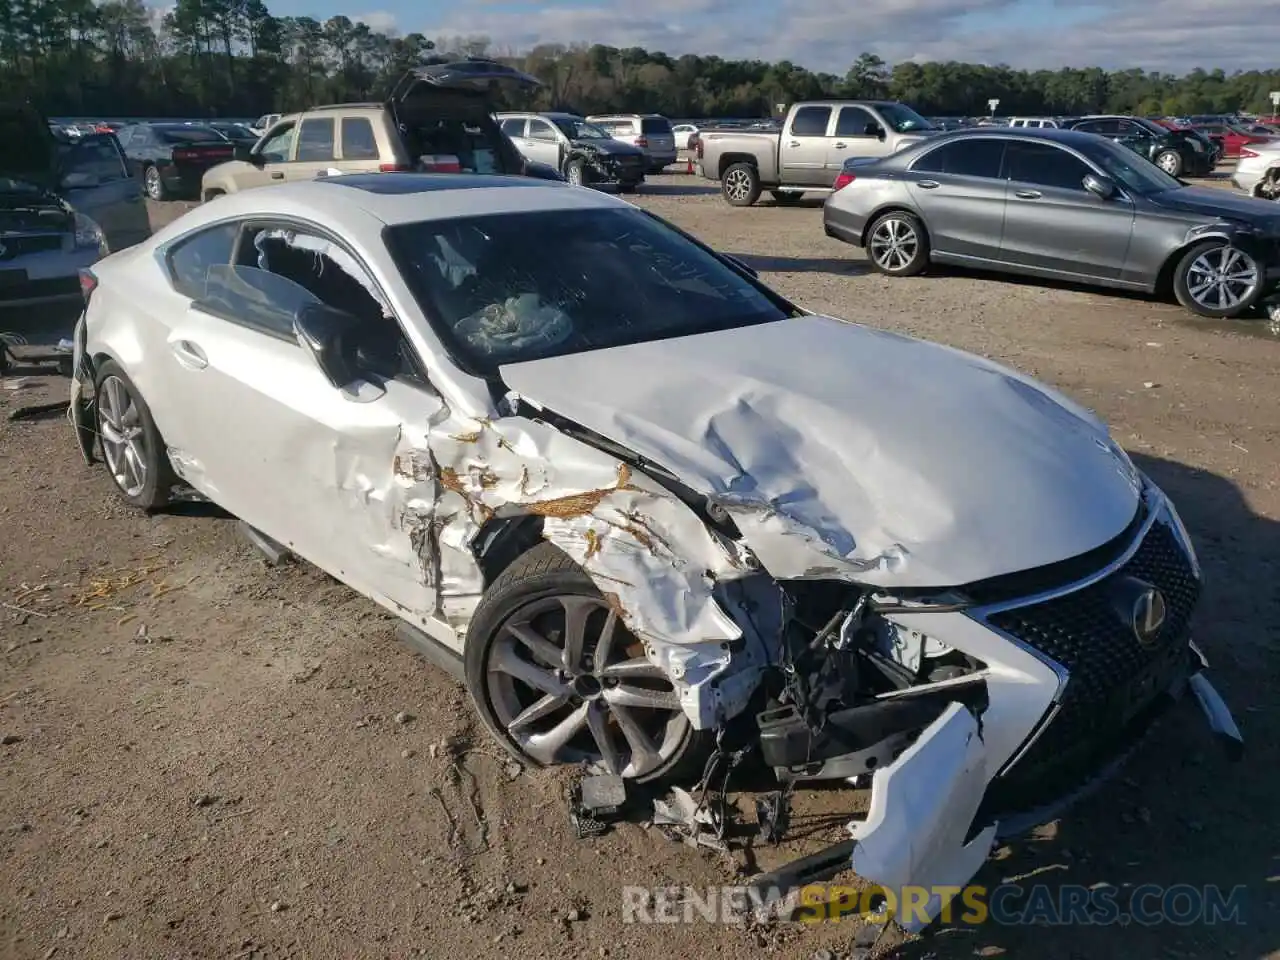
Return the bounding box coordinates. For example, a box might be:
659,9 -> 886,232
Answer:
699,131 -> 781,183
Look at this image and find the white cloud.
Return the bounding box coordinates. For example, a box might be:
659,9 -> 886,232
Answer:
422,0 -> 1277,74
354,10 -> 398,33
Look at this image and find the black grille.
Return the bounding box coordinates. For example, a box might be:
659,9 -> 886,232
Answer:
0,235 -> 64,260
981,515 -> 1200,814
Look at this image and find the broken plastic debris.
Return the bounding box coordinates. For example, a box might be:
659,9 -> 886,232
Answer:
652,786 -> 726,851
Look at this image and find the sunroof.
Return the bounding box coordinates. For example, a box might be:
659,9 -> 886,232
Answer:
324,173 -> 553,194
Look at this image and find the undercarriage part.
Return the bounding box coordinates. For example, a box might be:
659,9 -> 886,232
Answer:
394,621 -> 465,683
756,678 -> 988,777
235,520 -> 291,566
755,787 -> 792,844
570,773 -> 627,838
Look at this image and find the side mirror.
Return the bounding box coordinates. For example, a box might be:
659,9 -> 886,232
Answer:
865,122 -> 885,140
1083,173 -> 1117,199
293,302 -> 362,389
719,253 -> 758,278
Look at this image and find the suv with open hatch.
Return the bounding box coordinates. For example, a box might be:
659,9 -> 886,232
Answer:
201,58 -> 564,200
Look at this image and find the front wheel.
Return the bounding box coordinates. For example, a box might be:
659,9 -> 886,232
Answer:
1173,240 -> 1263,319
565,159 -> 587,187
1155,150 -> 1183,177
721,162 -> 761,207
464,543 -> 710,783
865,210 -> 930,277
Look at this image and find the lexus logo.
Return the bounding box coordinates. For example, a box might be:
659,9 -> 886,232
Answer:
1131,587 -> 1167,649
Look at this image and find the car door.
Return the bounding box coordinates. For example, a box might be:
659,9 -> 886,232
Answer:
523,118 -> 564,168
499,117 -> 529,159
905,137 -> 1008,261
829,105 -> 889,174
238,120 -> 296,189
288,115 -> 337,181
154,219 -> 449,620
57,133 -> 151,251
781,105 -> 833,186
998,140 -> 1135,280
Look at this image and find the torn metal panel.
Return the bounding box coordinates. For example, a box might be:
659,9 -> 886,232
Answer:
499,314 -> 1143,587
848,702 -> 998,934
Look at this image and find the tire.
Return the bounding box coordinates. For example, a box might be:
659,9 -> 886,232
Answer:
771,190 -> 803,204
464,542 -> 711,783
94,360 -> 176,511
1155,150 -> 1183,177
143,164 -> 168,201
565,159 -> 587,187
1172,239 -> 1264,319
865,210 -> 930,277
721,162 -> 761,207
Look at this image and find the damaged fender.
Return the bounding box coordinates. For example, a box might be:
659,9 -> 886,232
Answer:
848,701 -> 998,933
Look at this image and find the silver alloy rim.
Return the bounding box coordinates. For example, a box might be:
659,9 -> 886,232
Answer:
98,375 -> 148,498
1186,246 -> 1259,311
568,164 -> 583,186
145,167 -> 160,198
1158,152 -> 1179,174
724,168 -> 753,201
485,595 -> 688,779
869,217 -> 919,271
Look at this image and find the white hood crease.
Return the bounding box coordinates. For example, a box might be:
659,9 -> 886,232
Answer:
501,314 -> 1144,588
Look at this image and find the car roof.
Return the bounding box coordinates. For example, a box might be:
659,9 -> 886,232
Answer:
911,127 -> 1118,150
168,174 -> 628,232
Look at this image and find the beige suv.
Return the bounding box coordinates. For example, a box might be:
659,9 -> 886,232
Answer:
201,59 -> 560,199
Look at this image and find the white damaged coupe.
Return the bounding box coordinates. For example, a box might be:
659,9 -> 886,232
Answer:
69,173 -> 1242,928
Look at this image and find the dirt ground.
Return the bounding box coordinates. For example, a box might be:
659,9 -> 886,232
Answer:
2,173 -> 1279,960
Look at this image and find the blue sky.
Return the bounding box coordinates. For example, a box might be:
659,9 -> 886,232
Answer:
260,0 -> 1275,74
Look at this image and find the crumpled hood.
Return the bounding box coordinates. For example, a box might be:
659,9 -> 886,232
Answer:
501,315 -> 1143,588
1150,186 -> 1280,229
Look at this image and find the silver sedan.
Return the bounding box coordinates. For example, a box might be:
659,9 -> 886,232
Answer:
823,127 -> 1280,319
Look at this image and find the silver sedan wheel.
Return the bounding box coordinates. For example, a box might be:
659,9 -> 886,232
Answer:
869,217 -> 919,271
98,375 -> 148,499
723,168 -> 754,202
1186,246 -> 1259,311
485,595 -> 688,779
1157,152 -> 1180,174
144,166 -> 162,200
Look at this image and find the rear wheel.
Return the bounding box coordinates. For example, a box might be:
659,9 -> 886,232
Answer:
464,542 -> 710,783
94,360 -> 176,510
865,211 -> 930,277
721,162 -> 761,207
1155,150 -> 1183,177
143,164 -> 168,201
1173,240 -> 1263,319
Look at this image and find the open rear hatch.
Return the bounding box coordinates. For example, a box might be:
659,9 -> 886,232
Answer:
386,57 -> 542,176
0,102 -> 74,235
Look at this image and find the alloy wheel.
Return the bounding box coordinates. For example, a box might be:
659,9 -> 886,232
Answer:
870,217 -> 919,272
1186,246 -> 1259,311
98,375 -> 149,498
1157,152 -> 1180,174
567,165 -> 584,186
484,595 -> 688,779
144,166 -> 161,199
724,168 -> 753,201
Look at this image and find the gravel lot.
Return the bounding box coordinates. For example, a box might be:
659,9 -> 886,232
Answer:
2,174 -> 1278,960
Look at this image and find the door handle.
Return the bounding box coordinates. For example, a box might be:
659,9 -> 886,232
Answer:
788,141 -> 800,148
171,340 -> 208,370
270,171 -> 284,179
1015,189 -> 1042,199
834,142 -> 847,149
917,179 -> 940,189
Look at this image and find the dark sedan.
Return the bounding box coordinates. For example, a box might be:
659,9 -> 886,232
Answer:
823,128 -> 1280,319
207,120 -> 260,149
115,122 -> 235,200
1067,115 -> 1214,177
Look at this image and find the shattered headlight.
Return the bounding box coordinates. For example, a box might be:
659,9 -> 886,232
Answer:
73,213 -> 108,255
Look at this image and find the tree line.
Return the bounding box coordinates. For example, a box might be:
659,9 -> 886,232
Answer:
2,0 -> 1278,120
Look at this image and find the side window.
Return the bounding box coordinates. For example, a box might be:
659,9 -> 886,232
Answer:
527,120 -> 557,142
115,126 -> 134,147
1006,142 -> 1092,191
167,222 -> 240,300
258,122 -> 296,162
339,117 -> 379,160
835,106 -> 877,137
500,118 -> 526,137
1117,121 -> 1146,138
790,106 -> 832,137
296,117 -> 336,162
911,139 -> 1005,178
60,135 -> 130,182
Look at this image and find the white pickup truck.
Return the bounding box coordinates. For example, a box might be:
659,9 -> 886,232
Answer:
697,100 -> 939,206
